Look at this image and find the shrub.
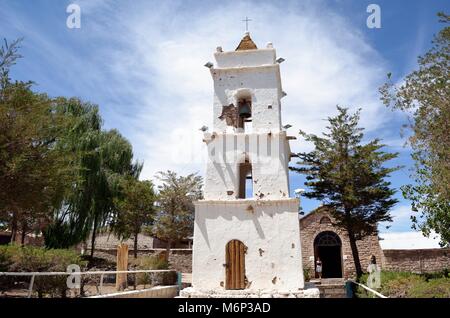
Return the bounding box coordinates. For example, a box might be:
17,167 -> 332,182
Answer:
382,274 -> 424,298
303,267 -> 312,282
423,268 -> 450,280
0,245 -> 86,297
355,270 -> 450,298
0,245 -> 17,271
132,255 -> 176,287
408,278 -> 450,298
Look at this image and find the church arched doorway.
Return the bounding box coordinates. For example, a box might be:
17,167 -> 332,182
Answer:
314,231 -> 343,278
225,240 -> 246,289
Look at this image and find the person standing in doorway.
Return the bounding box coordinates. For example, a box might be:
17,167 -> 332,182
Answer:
316,257 -> 322,279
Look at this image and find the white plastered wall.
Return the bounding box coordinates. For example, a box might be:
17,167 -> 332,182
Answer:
192,199 -> 304,291
211,64 -> 282,132
192,40 -> 304,293
203,131 -> 291,200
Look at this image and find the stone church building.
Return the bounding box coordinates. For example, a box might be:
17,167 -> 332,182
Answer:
300,206 -> 383,279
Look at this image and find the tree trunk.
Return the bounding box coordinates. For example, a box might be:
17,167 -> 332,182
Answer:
90,217 -> 98,259
133,234 -> 138,259
347,228 -> 363,278
80,277 -> 85,297
20,222 -> 27,246
165,239 -> 171,262
10,211 -> 18,243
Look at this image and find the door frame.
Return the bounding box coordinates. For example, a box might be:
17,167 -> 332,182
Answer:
313,231 -> 343,278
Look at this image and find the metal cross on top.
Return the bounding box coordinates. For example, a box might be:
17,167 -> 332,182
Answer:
242,16 -> 252,32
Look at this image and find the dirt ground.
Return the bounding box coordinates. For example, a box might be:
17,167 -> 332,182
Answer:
1,283 -> 156,298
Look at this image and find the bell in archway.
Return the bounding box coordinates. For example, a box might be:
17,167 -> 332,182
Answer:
238,101 -> 252,118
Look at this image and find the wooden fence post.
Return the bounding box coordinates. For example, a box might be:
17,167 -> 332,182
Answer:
116,243 -> 129,291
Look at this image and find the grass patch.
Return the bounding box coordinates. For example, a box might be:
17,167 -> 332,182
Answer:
356,270 -> 450,298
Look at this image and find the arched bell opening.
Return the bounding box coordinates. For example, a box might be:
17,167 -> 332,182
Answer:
235,91 -> 252,132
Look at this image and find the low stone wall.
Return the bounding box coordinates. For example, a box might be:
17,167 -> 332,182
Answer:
94,248 -> 193,273
382,248 -> 450,273
90,285 -> 178,298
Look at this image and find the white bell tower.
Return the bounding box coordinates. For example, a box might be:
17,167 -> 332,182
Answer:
190,33 -> 305,295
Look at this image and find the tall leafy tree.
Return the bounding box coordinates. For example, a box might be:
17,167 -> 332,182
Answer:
0,39 -> 75,242
152,171 -> 202,258
112,178 -> 156,258
43,98 -> 102,249
0,38 -> 143,252
45,120 -> 142,257
85,129 -> 142,258
291,106 -> 400,277
380,12 -> 450,246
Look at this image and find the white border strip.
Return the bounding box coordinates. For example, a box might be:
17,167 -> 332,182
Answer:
349,280 -> 388,298
88,285 -> 178,298
0,269 -> 173,276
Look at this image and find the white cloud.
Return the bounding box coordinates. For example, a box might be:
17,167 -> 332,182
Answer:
389,205 -> 413,223
3,0 -> 402,182
379,204 -> 427,233
85,1 -> 397,181
379,231 -> 442,250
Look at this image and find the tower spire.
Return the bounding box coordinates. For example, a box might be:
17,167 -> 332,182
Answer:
242,16 -> 252,32
235,32 -> 257,51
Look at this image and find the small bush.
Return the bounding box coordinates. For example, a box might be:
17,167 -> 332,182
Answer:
355,270 -> 450,298
408,278 -> 450,298
303,267 -> 312,282
132,255 -> 171,287
383,275 -> 424,298
0,245 -> 16,271
0,244 -> 86,297
423,268 -> 450,280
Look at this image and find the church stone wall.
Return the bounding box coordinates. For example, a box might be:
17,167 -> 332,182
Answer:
382,248 -> 450,273
299,208 -> 384,279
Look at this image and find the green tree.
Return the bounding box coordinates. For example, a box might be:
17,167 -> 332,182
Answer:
44,122 -> 142,257
380,13 -> 450,247
113,178 -> 156,258
0,39 -> 143,253
0,39 -> 75,243
152,171 -> 202,258
291,106 -> 400,277
43,98 -> 103,249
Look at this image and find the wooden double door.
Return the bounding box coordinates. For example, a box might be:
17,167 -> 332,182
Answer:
225,240 -> 246,290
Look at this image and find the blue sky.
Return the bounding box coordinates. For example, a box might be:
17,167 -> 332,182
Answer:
1,0 -> 448,246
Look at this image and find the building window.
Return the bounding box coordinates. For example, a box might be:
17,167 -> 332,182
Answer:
238,160 -> 252,198
320,216 -> 332,225
315,231 -> 341,246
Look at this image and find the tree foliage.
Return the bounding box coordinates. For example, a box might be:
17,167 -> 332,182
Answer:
380,12 -> 450,246
151,171 -> 202,253
0,38 -> 142,253
0,39 -> 76,242
112,178 -> 156,258
291,106 -> 400,277
44,118 -> 142,256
